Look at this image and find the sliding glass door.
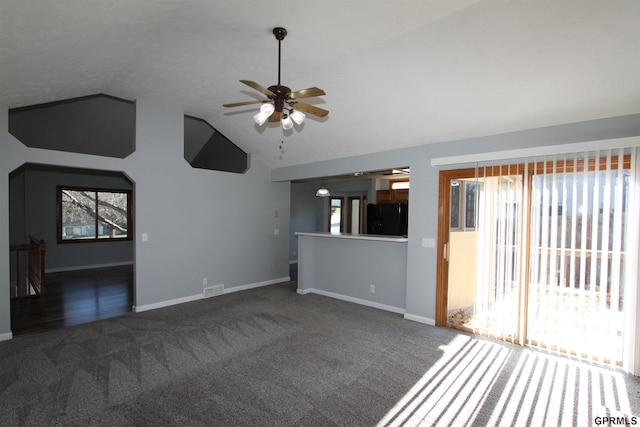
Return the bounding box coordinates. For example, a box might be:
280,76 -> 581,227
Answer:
443,166 -> 525,343
438,149 -> 636,366
526,152 -> 630,364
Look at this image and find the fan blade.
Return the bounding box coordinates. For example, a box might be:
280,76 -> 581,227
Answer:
293,102 -> 329,118
240,80 -> 276,97
290,87 -> 326,99
268,110 -> 281,123
223,100 -> 264,108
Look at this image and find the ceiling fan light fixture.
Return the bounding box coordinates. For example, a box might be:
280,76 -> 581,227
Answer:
290,109 -> 305,125
223,27 -> 329,137
260,102 -> 275,115
253,102 -> 275,125
281,114 -> 294,130
253,111 -> 270,126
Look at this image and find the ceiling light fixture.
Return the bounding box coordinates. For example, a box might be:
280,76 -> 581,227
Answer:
289,109 -> 306,125
253,103 -> 275,126
315,182 -> 330,198
281,113 -> 294,130
224,28 -> 329,131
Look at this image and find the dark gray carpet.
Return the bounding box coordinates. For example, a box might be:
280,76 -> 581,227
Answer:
1,281 -> 639,426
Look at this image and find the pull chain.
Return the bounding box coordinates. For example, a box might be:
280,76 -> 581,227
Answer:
279,127 -> 285,159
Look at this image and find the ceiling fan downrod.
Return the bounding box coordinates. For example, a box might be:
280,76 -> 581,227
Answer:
268,27 -> 291,115
273,27 -> 287,87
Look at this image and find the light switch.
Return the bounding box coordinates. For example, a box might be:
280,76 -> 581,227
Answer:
422,237 -> 435,248
274,228 -> 280,235
142,233 -> 149,242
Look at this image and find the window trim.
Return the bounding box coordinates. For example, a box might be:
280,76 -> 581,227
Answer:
450,179 -> 482,232
57,185 -> 133,244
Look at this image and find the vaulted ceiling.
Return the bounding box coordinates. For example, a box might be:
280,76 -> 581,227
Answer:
1,1 -> 638,169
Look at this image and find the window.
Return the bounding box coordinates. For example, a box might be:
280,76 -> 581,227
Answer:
57,186 -> 132,243
450,180 -> 481,231
391,180 -> 410,190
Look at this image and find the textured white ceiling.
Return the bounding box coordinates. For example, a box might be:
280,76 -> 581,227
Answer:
1,0 -> 639,169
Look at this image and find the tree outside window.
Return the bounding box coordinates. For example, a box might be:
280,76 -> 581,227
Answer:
58,186 -> 132,242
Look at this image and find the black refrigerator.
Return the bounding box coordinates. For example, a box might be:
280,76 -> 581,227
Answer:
366,203 -> 408,236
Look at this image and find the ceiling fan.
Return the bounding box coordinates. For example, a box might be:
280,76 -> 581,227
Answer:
223,27 -> 329,130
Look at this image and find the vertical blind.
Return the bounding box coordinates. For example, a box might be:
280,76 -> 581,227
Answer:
473,163 -> 524,343
471,147 -> 637,367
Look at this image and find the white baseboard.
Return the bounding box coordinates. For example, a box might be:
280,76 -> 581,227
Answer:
46,261 -> 134,274
0,332 -> 13,342
223,276 -> 290,295
133,276 -> 291,313
133,293 -> 202,313
404,313 -> 436,326
299,288 -> 405,315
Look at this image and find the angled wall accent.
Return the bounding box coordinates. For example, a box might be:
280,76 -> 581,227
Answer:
9,94 -> 135,158
184,115 -> 248,174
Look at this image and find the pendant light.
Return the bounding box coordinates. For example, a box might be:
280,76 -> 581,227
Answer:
315,182 -> 330,197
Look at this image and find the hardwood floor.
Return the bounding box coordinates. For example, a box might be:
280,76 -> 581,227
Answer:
10,264 -> 133,336
10,263 -> 297,336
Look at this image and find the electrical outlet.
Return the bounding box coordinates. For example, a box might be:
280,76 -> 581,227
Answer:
203,277 -> 208,286
370,284 -> 375,293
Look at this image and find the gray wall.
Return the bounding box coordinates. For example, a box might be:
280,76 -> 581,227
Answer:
130,100 -> 289,308
10,167 -> 134,271
297,234 -> 407,311
0,98 -> 290,337
275,114 -> 640,325
289,182 -> 320,262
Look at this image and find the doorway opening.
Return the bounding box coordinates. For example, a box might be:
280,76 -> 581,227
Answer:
9,163 -> 135,335
329,197 -> 344,232
327,193 -> 367,234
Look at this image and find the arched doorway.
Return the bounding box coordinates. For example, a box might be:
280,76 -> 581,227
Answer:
9,163 -> 135,335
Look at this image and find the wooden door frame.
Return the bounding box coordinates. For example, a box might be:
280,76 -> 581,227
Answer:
436,155 -> 633,363
435,168 -> 475,325
346,196 -> 361,234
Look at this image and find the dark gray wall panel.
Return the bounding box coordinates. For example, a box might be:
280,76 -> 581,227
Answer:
184,115 -> 248,174
9,94 -> 135,158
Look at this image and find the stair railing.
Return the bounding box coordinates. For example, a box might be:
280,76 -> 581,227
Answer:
9,236 -> 46,298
